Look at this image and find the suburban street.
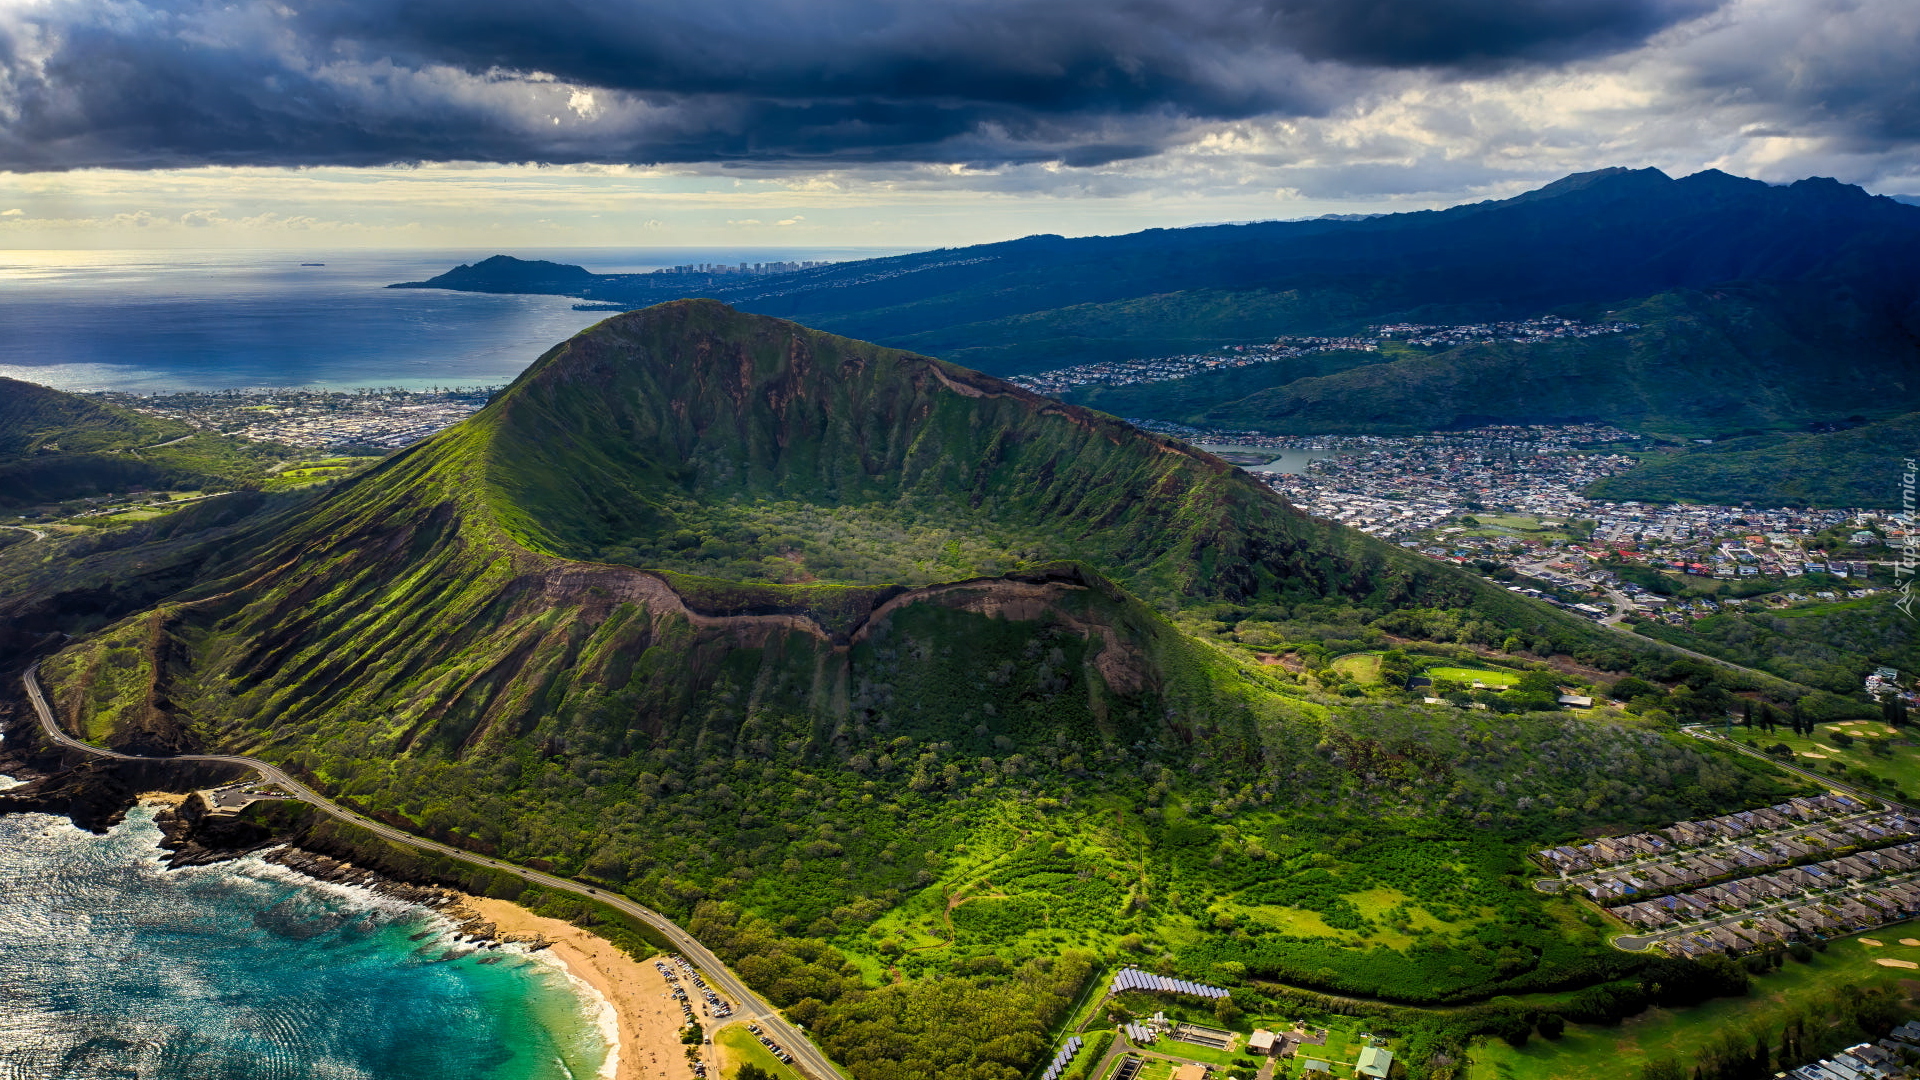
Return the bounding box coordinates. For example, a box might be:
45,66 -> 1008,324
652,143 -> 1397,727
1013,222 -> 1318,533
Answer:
20,663 -> 847,1080
1608,861 -> 1920,952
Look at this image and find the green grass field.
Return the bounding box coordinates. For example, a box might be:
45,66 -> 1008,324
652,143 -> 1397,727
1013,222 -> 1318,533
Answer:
1333,652 -> 1384,682
261,456 -> 381,492
1454,514 -> 1584,544
716,1023 -> 806,1079
1423,665 -> 1521,687
1735,719 -> 1919,797
1469,924 -> 1920,1079
84,506 -> 172,524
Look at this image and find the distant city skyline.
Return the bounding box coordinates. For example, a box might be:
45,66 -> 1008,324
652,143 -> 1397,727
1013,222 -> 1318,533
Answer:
0,0 -> 1915,248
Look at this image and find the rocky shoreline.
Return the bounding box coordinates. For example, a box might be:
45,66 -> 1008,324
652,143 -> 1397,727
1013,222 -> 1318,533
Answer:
0,693 -> 549,951
0,697 -> 252,831
154,795 -> 556,950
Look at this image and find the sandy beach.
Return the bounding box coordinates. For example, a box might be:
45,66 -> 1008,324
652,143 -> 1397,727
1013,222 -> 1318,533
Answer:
464,895 -> 713,1080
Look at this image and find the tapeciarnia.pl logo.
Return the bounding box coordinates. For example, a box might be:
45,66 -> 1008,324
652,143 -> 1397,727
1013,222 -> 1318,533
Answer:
1897,457 -> 1919,620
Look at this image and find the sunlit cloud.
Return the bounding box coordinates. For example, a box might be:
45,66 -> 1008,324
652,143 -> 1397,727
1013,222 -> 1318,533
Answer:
0,0 -> 1913,247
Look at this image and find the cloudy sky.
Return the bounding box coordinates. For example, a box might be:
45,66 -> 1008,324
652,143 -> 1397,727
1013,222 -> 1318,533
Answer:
0,0 -> 1915,248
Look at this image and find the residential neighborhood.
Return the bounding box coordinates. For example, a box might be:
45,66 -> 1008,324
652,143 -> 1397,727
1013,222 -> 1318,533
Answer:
1531,794 -> 1920,963
1004,316 -> 1634,395
1622,836 -> 1920,959
1535,793 -> 1877,878
96,386 -> 498,450
1132,420 -> 1893,629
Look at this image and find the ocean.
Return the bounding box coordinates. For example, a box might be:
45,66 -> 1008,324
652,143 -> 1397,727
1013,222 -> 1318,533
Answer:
0,247 -> 906,393
0,246 -> 949,1078
0,804 -> 616,1080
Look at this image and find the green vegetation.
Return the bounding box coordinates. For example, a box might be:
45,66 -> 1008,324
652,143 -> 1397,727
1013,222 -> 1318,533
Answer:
0,376 -> 313,507
1424,666 -> 1520,688
1610,563 -> 1793,602
718,1026 -> 803,1080
1167,285 -> 1920,436
1588,412 -> 1920,508
0,375 -> 188,456
230,799 -> 674,957
1330,652 -> 1383,683
1063,347 -> 1390,419
1631,593 -> 1919,695
17,301 -> 1838,1080
1735,718 -> 1919,799
1447,514 -> 1590,545
261,456 -> 382,491
1469,927 -> 1920,1079
468,300 -> 1595,621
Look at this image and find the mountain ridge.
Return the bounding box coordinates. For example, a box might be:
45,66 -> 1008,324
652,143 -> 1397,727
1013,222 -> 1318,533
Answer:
392,167 -> 1920,369
388,168 -> 1920,440
0,378 -> 297,506
12,300 -> 1826,1080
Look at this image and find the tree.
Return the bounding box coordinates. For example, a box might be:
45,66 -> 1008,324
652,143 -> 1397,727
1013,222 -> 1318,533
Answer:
1482,1011 -> 1531,1047
1640,1058 -> 1685,1080
738,1068 -> 776,1080
1516,668 -> 1563,696
1611,676 -> 1658,702
1536,1013 -> 1567,1040
1884,697 -> 1909,727
1740,701 -> 1753,727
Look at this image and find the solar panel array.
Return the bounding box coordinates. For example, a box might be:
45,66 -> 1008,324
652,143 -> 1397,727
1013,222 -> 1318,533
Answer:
1108,967 -> 1230,999
1040,1035 -> 1083,1080
1124,1023 -> 1157,1044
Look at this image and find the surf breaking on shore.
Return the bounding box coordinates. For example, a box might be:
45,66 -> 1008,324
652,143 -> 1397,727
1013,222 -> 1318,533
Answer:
465,895 -> 719,1080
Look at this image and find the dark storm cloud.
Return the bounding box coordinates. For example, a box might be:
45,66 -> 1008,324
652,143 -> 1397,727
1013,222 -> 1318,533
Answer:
0,0 -> 1719,170
1669,0 -> 1920,150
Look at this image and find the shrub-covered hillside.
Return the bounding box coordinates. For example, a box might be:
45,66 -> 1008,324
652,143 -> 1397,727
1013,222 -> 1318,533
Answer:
31,301 -> 1812,1080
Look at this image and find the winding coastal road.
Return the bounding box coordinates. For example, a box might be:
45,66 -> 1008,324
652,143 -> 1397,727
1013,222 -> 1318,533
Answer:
20,663 -> 847,1080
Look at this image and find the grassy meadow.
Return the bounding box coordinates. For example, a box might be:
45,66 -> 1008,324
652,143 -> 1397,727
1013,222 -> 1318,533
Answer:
1424,666 -> 1522,688
1469,924 -> 1920,1079
717,1024 -> 805,1079
1738,718 -> 1920,798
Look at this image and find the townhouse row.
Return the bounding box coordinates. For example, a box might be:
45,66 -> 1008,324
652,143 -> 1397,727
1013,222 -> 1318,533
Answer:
1534,793 -> 1871,874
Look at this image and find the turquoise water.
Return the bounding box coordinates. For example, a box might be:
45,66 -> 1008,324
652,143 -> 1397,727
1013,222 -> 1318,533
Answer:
0,805 -> 615,1080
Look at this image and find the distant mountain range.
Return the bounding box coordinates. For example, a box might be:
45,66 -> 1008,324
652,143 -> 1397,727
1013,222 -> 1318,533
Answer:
395,168 -> 1920,437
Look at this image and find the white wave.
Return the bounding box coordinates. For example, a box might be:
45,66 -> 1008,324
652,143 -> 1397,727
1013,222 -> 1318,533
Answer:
520,943 -> 622,1079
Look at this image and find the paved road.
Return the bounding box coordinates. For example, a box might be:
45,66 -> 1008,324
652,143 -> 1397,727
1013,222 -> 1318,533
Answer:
1603,620 -> 1790,684
1682,724 -> 1904,810
1555,805 -> 1895,894
130,435 -> 199,450
1610,860 -> 1920,953
21,663 -> 846,1080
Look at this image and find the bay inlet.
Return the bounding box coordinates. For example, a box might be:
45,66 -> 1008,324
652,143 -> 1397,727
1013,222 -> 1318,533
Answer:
0,804 -> 616,1080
